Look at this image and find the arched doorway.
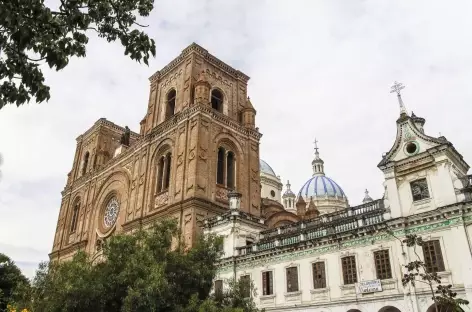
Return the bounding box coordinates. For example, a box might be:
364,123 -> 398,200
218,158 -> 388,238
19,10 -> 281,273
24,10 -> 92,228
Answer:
347,310 -> 362,312
379,306 -> 401,312
426,303 -> 464,312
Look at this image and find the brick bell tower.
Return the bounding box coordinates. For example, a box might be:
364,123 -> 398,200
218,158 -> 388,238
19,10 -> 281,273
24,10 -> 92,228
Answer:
139,43 -> 262,246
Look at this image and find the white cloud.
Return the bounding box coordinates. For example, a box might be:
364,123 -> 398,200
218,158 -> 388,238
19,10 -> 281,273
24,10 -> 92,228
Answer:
1,0 -> 472,277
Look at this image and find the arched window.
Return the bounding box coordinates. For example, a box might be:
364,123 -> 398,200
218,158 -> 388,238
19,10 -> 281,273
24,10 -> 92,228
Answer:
70,200 -> 80,233
217,147 -> 225,185
156,152 -> 172,193
211,89 -> 223,113
82,152 -> 90,176
156,156 -> 165,193
166,89 -> 176,119
164,153 -> 172,190
226,151 -> 235,189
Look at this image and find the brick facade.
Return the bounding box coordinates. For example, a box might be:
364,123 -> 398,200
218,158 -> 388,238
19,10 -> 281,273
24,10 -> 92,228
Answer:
50,43 -> 262,261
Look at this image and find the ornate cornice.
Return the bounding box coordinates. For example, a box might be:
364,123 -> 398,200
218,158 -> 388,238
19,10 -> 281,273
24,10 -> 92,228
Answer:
49,240 -> 88,260
147,104 -> 262,141
76,118 -> 140,142
260,175 -> 283,189
148,43 -> 250,84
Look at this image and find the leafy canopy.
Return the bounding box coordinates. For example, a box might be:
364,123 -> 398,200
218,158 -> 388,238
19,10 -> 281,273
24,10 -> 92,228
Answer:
30,220 -> 263,312
0,253 -> 31,311
0,0 -> 156,109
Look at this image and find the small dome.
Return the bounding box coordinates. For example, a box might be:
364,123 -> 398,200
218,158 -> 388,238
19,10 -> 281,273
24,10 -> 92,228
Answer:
298,175 -> 346,199
283,180 -> 296,198
260,159 -> 276,176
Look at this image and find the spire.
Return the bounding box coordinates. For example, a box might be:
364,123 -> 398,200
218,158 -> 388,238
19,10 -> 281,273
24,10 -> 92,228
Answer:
282,180 -> 295,198
305,197 -> 320,219
311,138 -> 325,176
390,81 -> 408,116
246,96 -> 255,110
296,196 -> 306,217
362,189 -> 373,203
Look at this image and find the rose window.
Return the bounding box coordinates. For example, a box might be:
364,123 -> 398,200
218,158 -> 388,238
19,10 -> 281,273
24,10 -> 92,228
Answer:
104,197 -> 120,228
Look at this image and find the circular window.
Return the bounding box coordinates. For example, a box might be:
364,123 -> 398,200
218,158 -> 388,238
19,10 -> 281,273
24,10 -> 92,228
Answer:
405,141 -> 419,155
104,197 -> 120,228
270,190 -> 276,198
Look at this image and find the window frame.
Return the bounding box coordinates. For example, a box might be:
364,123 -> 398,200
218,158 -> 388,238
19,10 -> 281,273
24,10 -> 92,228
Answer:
81,151 -> 90,176
155,150 -> 172,195
210,88 -> 224,113
422,239 -> 446,273
239,274 -> 252,298
311,260 -> 327,289
373,249 -> 393,280
165,89 -> 176,120
214,279 -> 223,297
261,270 -> 274,296
70,199 -> 81,233
410,177 -> 431,202
340,255 -> 358,285
285,264 -> 300,293
216,145 -> 237,189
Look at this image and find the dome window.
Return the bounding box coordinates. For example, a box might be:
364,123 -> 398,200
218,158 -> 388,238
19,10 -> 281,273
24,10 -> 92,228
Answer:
270,190 -> 276,198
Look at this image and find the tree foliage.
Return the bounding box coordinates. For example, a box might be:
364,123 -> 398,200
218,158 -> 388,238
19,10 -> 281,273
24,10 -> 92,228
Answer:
29,220 -> 262,312
0,0 -> 156,109
0,253 -> 31,311
386,230 -> 469,312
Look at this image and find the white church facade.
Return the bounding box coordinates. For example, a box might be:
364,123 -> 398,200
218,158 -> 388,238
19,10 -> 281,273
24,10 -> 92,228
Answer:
204,83 -> 472,312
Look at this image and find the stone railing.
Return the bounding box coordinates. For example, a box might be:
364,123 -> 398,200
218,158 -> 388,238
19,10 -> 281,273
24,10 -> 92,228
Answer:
236,200 -> 386,256
261,199 -> 385,239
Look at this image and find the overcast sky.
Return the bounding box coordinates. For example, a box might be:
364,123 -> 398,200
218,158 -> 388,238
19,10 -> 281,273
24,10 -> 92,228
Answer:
1,0 -> 472,278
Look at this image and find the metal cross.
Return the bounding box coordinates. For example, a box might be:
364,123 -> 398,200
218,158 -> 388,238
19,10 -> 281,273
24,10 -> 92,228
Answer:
313,138 -> 319,153
390,81 -> 405,96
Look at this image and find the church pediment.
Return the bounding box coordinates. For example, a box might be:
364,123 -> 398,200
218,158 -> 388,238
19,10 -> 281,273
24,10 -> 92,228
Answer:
378,116 -> 448,169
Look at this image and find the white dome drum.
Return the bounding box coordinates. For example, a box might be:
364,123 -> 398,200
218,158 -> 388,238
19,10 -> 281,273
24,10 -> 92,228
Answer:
259,159 -> 282,202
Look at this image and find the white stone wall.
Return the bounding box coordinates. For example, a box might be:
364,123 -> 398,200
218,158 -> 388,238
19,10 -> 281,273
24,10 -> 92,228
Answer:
213,223 -> 472,312
261,172 -> 282,203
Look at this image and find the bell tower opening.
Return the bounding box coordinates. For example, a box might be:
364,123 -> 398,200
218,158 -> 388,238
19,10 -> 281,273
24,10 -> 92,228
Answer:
211,89 -> 223,113
166,89 -> 176,119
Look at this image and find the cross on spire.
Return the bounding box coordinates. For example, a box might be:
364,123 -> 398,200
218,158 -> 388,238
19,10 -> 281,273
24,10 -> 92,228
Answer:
313,138 -> 319,154
390,81 -> 407,115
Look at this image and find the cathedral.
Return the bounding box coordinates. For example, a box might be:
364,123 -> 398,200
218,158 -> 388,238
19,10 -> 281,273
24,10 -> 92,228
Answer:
50,43 -> 472,312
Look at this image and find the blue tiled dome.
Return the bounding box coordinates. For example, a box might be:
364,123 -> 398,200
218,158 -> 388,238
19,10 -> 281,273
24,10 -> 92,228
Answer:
260,159 -> 276,176
298,175 -> 346,199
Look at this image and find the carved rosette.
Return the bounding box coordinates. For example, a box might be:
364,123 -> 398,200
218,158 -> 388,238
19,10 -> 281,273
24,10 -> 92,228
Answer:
154,191 -> 169,209
215,186 -> 229,202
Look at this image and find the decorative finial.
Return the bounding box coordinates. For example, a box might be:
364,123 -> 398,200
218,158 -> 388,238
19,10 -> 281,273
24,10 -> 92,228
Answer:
363,189 -> 373,203
286,180 -> 291,189
390,81 -> 407,115
313,138 -> 319,157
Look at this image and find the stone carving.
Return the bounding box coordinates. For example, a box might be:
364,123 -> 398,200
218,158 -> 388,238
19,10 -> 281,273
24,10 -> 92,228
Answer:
188,147 -> 196,161
120,126 -> 131,146
177,154 -> 184,166
186,184 -> 194,193
199,147 -> 208,162
154,191 -> 169,209
251,169 -> 259,182
216,186 -> 229,202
